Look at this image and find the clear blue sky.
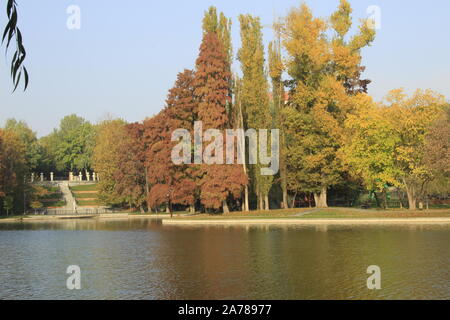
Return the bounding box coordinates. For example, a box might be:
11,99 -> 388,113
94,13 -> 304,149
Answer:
1,0 -> 449,137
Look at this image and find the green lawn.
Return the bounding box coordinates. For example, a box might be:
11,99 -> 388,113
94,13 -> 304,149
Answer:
36,186 -> 65,208
301,208 -> 450,218
43,186 -> 60,193
76,199 -> 102,207
44,200 -> 66,208
168,207 -> 450,220
70,184 -> 102,207
73,193 -> 99,199
69,184 -> 98,192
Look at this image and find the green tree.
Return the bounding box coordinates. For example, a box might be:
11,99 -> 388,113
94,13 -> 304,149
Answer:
51,115 -> 95,173
92,119 -> 128,206
0,128 -> 27,214
385,89 -> 447,209
238,14 -> 273,210
202,6 -> 232,67
3,195 -> 13,215
3,119 -> 43,173
343,95 -> 401,206
268,39 -> 288,208
423,105 -> 450,198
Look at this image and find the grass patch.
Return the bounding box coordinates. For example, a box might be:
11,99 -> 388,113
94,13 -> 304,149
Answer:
169,207 -> 450,220
69,184 -> 98,192
35,185 -> 65,208
302,208 -> 450,219
429,204 -> 450,209
43,186 -> 60,193
45,200 -> 67,208
71,184 -> 100,207
76,199 -> 102,207
170,208 -> 313,220
73,193 -> 99,199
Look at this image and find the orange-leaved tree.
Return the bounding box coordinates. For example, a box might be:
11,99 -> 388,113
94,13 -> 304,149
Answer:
193,32 -> 247,213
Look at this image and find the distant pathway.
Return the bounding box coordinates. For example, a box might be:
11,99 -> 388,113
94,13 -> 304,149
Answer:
57,181 -> 76,211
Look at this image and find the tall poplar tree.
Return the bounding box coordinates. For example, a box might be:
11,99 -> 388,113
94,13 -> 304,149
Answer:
268,40 -> 288,208
238,14 -> 273,210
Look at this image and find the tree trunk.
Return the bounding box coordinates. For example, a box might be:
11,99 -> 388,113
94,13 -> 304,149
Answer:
291,192 -> 297,208
282,189 -> 288,209
280,154 -> 288,209
419,201 -> 424,210
144,167 -> 149,198
406,191 -> 417,210
223,200 -> 229,214
314,193 -> 320,208
238,99 -> 250,213
264,194 -> 270,211
316,187 -> 328,208
244,185 -> 249,212
404,183 -> 417,210
373,192 -> 381,208
189,204 -> 195,214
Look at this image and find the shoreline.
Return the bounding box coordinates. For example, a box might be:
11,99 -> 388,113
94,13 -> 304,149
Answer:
1,214 -> 450,226
0,213 -> 183,223
162,217 -> 450,226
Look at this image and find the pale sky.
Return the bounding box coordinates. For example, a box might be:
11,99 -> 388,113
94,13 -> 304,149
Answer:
0,0 -> 449,137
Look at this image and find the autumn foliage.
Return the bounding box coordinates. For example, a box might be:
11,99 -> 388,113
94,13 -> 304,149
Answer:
1,2 -> 448,215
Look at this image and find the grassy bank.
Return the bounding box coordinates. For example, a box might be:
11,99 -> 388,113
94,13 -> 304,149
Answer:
1,208 -> 449,224
70,184 -> 103,207
167,207 -> 450,220
38,185 -> 66,208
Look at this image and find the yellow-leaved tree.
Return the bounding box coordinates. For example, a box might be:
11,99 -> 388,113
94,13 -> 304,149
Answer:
279,0 -> 375,207
344,88 -> 447,210
385,89 -> 447,209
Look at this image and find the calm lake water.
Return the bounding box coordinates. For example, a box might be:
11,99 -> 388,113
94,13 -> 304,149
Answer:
0,218 -> 448,300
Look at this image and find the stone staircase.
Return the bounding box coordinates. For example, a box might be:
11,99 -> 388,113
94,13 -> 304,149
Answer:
57,181 -> 76,211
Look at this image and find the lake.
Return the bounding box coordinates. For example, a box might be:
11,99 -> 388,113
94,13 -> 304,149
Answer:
0,218 -> 448,300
